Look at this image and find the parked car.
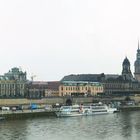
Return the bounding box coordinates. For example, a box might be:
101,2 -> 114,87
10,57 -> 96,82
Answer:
2,106 -> 10,111
11,107 -> 16,111
45,105 -> 52,110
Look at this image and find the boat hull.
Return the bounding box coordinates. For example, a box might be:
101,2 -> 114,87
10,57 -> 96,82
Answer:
56,112 -> 83,117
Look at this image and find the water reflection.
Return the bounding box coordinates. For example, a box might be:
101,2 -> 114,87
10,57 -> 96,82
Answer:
120,112 -> 133,138
0,112 -> 140,140
0,120 -> 28,140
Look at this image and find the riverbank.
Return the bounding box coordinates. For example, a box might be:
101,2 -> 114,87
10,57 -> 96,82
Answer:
119,105 -> 140,111
1,96 -> 140,120
1,105 -> 140,120
0,96 -> 140,106
0,109 -> 56,120
0,97 -> 94,106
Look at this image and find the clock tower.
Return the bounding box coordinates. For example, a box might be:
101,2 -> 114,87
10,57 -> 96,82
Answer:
134,41 -> 140,82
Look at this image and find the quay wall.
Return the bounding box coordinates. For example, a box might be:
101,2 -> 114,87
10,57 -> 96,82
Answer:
0,98 -> 62,106
2,111 -> 56,120
119,106 -> 140,111
0,96 -> 140,106
0,97 -> 94,106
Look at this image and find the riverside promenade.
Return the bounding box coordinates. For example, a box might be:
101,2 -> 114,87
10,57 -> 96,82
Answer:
0,97 -> 94,120
0,96 -> 140,120
0,97 -> 93,106
1,96 -> 140,106
0,96 -> 91,120
1,104 -> 140,120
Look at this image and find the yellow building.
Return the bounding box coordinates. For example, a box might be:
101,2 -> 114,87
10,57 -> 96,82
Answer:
59,81 -> 104,96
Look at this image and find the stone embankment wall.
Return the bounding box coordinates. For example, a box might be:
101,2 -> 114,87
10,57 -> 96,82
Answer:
0,96 -> 140,106
0,97 -> 93,106
0,98 -> 62,106
3,111 -> 56,120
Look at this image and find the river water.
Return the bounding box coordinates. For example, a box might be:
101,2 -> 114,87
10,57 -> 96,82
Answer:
0,111 -> 140,140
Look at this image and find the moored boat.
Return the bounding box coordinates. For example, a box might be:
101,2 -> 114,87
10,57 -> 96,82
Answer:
82,104 -> 117,115
55,105 -> 83,117
55,103 -> 117,117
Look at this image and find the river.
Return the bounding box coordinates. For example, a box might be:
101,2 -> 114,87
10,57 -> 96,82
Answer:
0,111 -> 140,140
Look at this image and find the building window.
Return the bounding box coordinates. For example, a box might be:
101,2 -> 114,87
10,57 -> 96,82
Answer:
61,87 -> 63,90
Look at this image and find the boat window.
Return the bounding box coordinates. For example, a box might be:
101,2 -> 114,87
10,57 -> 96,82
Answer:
63,107 -> 70,109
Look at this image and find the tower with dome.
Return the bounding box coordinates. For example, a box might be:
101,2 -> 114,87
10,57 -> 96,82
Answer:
122,57 -> 133,81
134,41 -> 140,82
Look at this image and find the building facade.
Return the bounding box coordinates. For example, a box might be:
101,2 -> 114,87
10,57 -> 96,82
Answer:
45,81 -> 60,97
59,81 -> 104,96
134,42 -> 140,82
27,81 -> 60,98
27,81 -> 47,98
0,67 -> 27,98
103,57 -> 138,95
61,56 -> 139,96
122,57 -> 133,80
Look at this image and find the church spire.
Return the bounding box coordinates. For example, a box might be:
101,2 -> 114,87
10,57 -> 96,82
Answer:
138,40 -> 139,50
134,40 -> 140,81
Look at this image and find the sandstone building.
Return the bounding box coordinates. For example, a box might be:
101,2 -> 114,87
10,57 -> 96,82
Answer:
0,67 -> 27,98
61,55 -> 139,96
59,81 -> 103,96
134,42 -> 140,82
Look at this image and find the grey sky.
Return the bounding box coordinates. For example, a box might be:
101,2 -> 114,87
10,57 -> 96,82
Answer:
0,0 -> 139,81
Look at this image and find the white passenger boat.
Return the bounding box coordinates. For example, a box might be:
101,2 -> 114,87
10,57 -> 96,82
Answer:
55,105 -> 84,117
83,104 -> 117,115
55,103 -> 117,117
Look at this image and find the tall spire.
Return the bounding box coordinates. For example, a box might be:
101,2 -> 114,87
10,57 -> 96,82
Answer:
138,39 -> 139,50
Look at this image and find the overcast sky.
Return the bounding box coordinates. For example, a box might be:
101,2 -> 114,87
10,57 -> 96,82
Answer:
0,0 -> 140,81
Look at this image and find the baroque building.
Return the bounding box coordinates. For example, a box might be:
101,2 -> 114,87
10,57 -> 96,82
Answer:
0,67 -> 27,98
98,57 -> 138,95
134,42 -> 140,82
61,57 -> 139,96
59,81 -> 103,96
27,81 -> 60,98
27,81 -> 47,98
122,57 -> 133,81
